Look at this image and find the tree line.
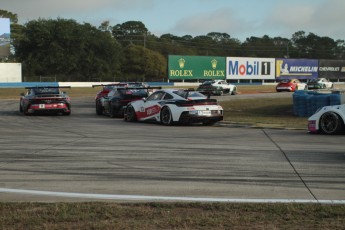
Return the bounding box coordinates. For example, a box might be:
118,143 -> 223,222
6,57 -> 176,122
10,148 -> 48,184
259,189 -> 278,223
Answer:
1,9 -> 345,82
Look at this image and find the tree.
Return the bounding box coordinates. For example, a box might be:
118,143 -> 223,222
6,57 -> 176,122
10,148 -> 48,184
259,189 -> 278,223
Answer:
0,9 -> 18,23
112,21 -> 148,47
15,18 -> 121,81
290,31 -> 337,59
121,44 -> 166,82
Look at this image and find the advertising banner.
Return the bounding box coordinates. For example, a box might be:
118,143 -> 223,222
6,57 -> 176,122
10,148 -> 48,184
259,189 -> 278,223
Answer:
0,18 -> 10,58
276,58 -> 318,80
168,55 -> 226,80
226,57 -> 275,80
318,59 -> 345,79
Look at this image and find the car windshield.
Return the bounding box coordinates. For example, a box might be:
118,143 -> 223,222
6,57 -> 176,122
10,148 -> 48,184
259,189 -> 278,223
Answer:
119,88 -> 147,95
308,79 -> 318,83
202,81 -> 214,85
32,87 -> 60,95
173,90 -> 205,98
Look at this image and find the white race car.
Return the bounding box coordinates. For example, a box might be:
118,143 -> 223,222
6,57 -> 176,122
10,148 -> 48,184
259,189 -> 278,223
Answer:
308,104 -> 345,134
123,89 -> 223,125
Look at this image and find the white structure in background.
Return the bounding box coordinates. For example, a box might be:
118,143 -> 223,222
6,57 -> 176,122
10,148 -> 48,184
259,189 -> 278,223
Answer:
0,63 -> 22,82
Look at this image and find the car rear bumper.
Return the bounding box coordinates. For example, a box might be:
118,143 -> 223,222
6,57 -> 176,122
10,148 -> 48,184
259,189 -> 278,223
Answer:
276,86 -> 293,92
178,111 -> 223,124
28,103 -> 70,114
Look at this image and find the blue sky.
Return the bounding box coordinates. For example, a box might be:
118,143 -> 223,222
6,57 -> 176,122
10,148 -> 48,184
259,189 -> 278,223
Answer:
0,18 -> 10,34
2,0 -> 344,41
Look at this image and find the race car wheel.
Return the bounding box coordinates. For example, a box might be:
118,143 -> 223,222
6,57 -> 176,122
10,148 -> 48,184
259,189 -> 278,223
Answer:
19,105 -> 23,112
126,105 -> 137,122
160,106 -> 173,125
319,112 -> 344,134
96,100 -> 103,115
231,87 -> 238,95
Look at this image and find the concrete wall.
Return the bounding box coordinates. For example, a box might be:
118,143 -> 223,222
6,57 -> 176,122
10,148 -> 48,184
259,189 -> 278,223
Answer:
0,63 -> 22,82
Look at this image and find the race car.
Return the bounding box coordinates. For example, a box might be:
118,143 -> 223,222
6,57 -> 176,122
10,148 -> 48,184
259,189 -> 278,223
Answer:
96,87 -> 149,118
276,79 -> 307,92
19,86 -> 71,115
93,83 -> 128,100
308,104 -> 345,134
123,89 -> 223,125
307,78 -> 333,90
197,80 -> 237,96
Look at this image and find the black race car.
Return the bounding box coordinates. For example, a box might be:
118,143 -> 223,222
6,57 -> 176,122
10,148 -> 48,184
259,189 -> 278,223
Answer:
19,86 -> 71,115
96,87 -> 150,118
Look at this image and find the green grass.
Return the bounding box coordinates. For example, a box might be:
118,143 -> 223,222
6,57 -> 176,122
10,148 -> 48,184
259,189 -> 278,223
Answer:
1,202 -> 344,229
220,97 -> 307,129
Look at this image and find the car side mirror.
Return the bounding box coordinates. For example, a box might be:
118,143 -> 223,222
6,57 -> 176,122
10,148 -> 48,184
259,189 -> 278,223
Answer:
143,98 -> 147,102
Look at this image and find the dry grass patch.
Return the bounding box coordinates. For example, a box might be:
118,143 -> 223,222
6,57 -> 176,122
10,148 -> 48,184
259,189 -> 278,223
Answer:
0,202 -> 344,229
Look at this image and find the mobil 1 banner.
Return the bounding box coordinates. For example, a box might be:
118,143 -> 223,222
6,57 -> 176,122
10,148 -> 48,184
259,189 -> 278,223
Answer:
168,55 -> 226,80
226,57 -> 275,80
319,59 -> 345,80
276,58 -> 318,80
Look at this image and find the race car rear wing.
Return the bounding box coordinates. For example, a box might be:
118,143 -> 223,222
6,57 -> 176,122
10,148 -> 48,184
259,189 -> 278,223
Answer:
112,86 -> 162,90
24,86 -> 71,89
92,83 -> 127,88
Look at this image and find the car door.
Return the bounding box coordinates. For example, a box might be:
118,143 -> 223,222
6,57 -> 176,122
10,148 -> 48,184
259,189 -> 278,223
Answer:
136,91 -> 166,121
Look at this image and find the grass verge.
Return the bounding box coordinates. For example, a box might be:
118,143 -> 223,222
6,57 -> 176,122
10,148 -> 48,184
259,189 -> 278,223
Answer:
1,202 -> 344,229
220,97 -> 307,129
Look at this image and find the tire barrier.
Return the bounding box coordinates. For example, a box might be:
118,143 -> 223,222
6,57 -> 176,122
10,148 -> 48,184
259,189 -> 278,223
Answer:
293,90 -> 343,117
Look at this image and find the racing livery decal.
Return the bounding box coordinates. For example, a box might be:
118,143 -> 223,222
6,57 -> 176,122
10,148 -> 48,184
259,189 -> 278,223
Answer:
136,105 -> 161,119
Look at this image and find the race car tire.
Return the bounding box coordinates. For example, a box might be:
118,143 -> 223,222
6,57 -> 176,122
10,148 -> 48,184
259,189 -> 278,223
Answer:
63,111 -> 71,116
19,105 -> 23,113
126,105 -> 137,122
160,106 -> 173,125
231,87 -> 238,95
96,100 -> 103,115
319,112 -> 344,134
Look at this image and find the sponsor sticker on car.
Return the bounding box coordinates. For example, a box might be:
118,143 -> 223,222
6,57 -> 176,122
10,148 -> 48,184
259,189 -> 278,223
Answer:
198,110 -> 211,116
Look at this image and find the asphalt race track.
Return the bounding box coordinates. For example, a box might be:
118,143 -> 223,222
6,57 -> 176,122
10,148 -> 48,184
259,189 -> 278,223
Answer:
0,96 -> 344,203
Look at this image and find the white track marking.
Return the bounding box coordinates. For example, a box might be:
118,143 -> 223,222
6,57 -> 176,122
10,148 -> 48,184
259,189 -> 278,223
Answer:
1,188 -> 345,204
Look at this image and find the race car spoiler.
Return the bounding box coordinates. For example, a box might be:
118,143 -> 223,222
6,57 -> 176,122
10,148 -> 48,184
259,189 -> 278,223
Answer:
25,86 -> 71,89
112,86 -> 162,90
92,83 -> 128,88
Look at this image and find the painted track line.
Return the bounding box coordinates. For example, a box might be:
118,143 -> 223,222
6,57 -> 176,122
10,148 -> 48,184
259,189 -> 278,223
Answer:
1,188 -> 345,204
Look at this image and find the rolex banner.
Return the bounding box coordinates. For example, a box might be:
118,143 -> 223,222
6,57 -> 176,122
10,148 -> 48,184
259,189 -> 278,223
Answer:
319,59 -> 345,80
168,55 -> 226,80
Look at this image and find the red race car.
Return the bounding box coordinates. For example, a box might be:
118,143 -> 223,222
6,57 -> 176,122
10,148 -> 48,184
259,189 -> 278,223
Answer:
93,83 -> 128,100
276,79 -> 307,92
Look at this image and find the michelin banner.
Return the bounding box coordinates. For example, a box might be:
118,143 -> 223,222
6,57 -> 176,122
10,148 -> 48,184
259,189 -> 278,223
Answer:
226,57 -> 275,80
168,55 -> 226,80
319,59 -> 345,79
276,58 -> 318,80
